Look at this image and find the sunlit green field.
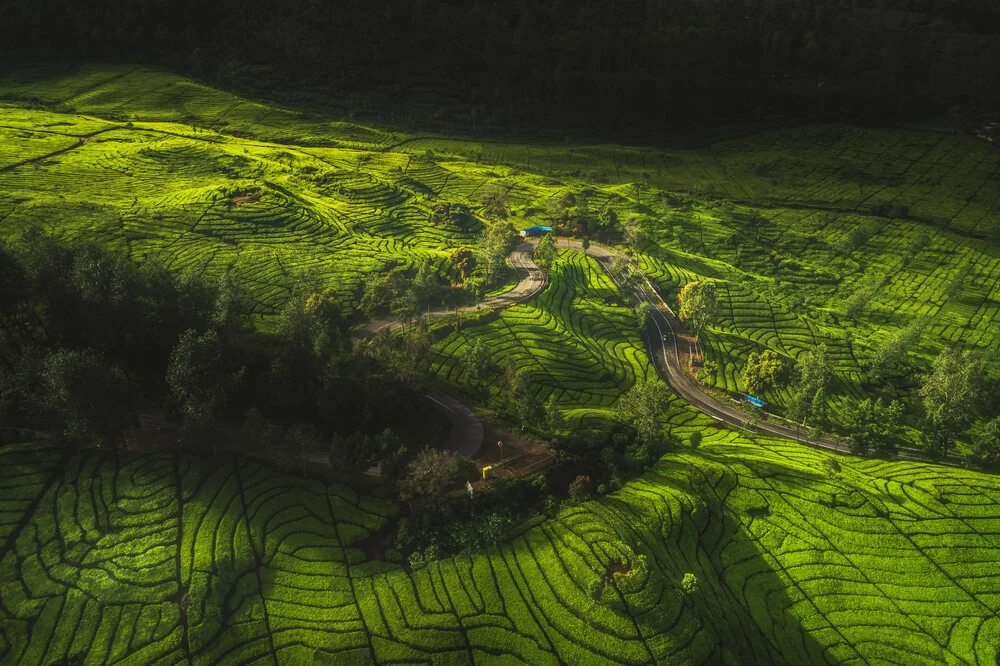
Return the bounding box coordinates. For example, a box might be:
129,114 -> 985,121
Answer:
430,249 -> 671,428
4,64 -> 998,404
4,64 -> 1000,664
6,427 -> 1000,664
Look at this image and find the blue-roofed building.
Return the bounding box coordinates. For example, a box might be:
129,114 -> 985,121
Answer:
519,226 -> 553,237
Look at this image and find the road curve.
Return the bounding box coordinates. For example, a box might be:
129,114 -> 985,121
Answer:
556,239 -> 861,456
354,242 -> 546,339
351,242 -> 547,459
354,237 -> 907,463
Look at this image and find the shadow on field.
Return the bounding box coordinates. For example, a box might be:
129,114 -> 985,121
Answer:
627,453 -> 834,665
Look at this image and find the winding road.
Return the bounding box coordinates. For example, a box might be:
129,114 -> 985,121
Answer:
353,236 -> 890,461
574,240 -> 853,454
352,242 -> 549,458
354,242 -> 547,339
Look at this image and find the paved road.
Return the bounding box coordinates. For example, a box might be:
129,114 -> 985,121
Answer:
555,239 -> 862,455
422,389 -> 485,458
351,242 -> 547,459
352,237 -> 948,464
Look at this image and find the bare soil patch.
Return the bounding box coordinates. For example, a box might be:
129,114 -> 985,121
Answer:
229,189 -> 261,208
475,421 -> 554,484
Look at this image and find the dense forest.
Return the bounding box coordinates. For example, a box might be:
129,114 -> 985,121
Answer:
2,0 -> 999,135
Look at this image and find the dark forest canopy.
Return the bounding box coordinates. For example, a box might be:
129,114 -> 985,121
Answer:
2,0 -> 999,135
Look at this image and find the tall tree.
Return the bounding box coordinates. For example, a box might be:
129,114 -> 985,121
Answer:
532,232 -> 558,270
919,348 -> 987,458
845,398 -> 904,456
546,396 -> 565,434
477,219 -> 518,288
742,349 -> 787,397
677,281 -> 719,357
42,349 -> 137,448
968,416 -> 1000,470
615,382 -> 670,447
460,337 -> 494,392
788,344 -> 832,428
411,259 -> 443,312
399,448 -> 470,510
166,329 -> 244,432
480,183 -> 509,220
623,215 -> 646,250
865,317 -> 926,384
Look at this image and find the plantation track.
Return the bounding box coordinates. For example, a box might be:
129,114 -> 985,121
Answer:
352,242 -> 547,458
353,242 -> 547,340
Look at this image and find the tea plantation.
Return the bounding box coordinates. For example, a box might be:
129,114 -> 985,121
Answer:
3,64 -> 1000,663
6,427 -> 1000,664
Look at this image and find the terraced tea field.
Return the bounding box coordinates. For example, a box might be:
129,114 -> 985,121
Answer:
4,64 -> 1000,663
7,425 -> 1000,664
4,65 -> 999,423
430,249 -> 672,429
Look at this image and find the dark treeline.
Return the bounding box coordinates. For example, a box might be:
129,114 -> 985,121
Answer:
2,1 -> 999,134
0,228 -> 427,478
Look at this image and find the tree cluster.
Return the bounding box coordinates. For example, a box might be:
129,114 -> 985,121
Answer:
919,348 -> 992,459
5,1 -> 1000,134
0,229 -> 426,470
787,344 -> 832,430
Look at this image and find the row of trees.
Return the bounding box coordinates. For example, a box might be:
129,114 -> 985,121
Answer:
673,271 -> 1000,464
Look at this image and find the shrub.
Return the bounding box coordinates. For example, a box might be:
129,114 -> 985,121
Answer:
567,475 -> 593,503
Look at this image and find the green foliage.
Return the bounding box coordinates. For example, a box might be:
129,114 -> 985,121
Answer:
477,219 -> 519,287
681,572 -> 699,595
614,382 -> 670,448
480,182 -> 509,220
842,271 -> 885,320
545,396 -> 565,434
459,337 -> 493,389
623,215 -> 646,249
8,65 -> 1000,664
844,398 -> 904,457
677,280 -> 719,337
822,457 -> 841,478
41,349 -> 137,447
567,475 -> 593,504
532,232 -> 558,270
399,448 -> 472,508
449,246 -> 475,279
968,417 -> 1000,470
635,301 -> 653,333
787,344 -> 831,427
741,349 -> 786,397
919,348 -> 988,457
9,421 -> 1000,663
865,317 -> 926,384
166,329 -> 243,431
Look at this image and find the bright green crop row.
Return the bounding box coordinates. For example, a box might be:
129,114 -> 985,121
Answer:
6,428 -> 1000,664
429,249 -> 663,428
